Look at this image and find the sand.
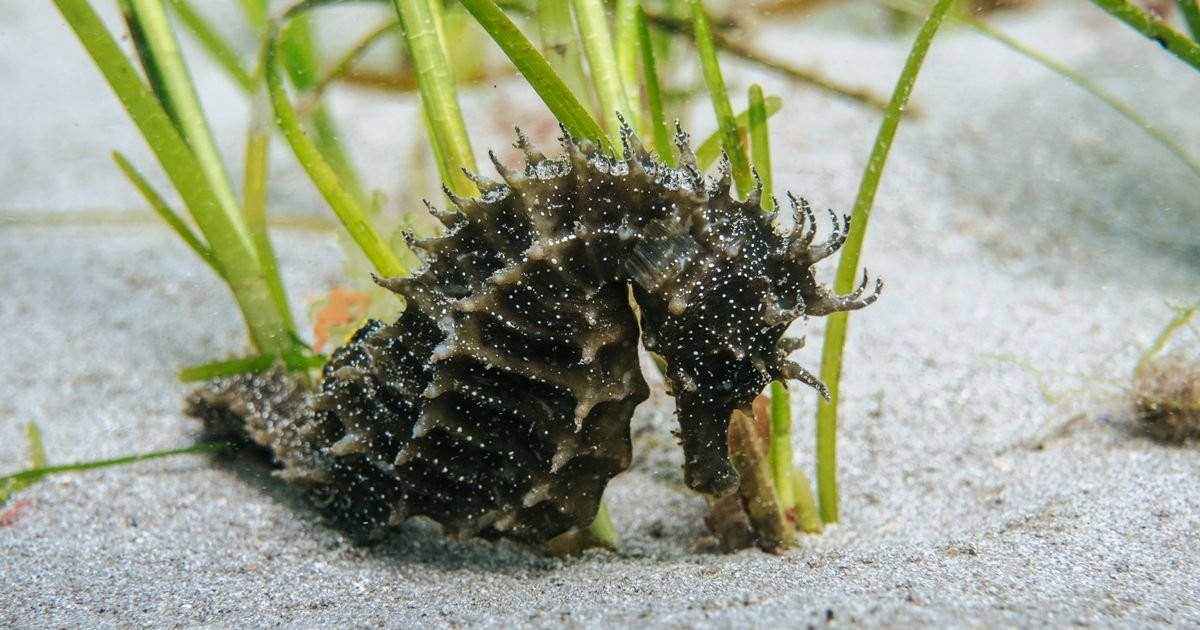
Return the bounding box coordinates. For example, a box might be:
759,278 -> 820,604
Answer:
2,1 -> 1198,626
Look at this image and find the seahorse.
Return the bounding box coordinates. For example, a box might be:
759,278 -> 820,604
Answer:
187,124 -> 880,542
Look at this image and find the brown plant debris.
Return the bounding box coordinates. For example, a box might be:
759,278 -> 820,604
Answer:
1134,351 -> 1200,444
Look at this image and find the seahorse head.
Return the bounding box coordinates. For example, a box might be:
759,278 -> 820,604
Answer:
625,152 -> 882,497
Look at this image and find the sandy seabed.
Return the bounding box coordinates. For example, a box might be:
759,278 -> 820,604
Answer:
2,1 -> 1198,627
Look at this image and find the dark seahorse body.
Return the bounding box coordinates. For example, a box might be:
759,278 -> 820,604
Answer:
187,126 -> 880,543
